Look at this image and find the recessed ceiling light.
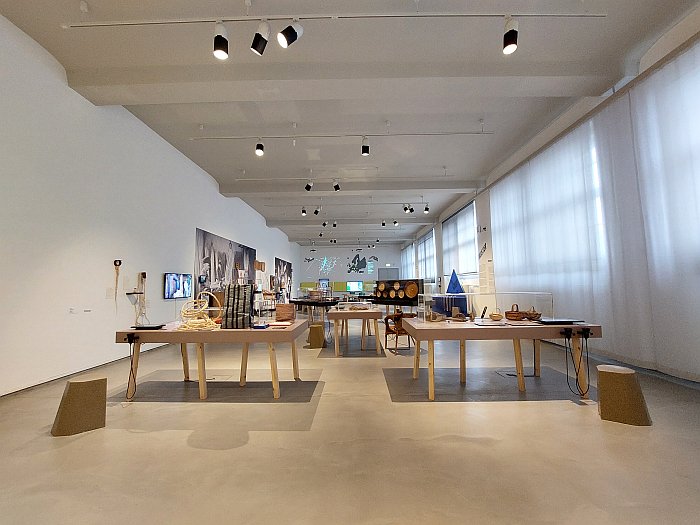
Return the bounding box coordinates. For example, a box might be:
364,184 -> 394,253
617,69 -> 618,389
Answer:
255,141 -> 264,156
361,136 -> 370,156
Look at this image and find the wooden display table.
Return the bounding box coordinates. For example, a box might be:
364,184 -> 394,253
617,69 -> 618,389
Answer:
289,298 -> 339,323
115,320 -> 307,400
326,308 -> 383,357
402,318 -> 602,401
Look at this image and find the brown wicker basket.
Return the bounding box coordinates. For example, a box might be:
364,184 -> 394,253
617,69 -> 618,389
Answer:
505,304 -> 528,321
525,306 -> 542,321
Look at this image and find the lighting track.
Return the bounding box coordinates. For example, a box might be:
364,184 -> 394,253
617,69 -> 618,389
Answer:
191,131 -> 494,141
62,12 -> 606,29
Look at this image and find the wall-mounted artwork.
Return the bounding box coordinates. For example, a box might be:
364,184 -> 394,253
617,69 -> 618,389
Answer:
194,228 -> 256,295
275,257 -> 293,295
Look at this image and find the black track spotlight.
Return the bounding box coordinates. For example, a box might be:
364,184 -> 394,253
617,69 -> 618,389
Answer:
319,232 -> 323,237
393,220 -> 399,226
251,20 -> 271,56
332,221 -> 337,228
333,180 -> 341,192
278,20 -> 304,48
424,203 -> 430,214
322,221 -> 328,227
213,21 -> 228,60
305,181 -> 313,191
301,207 -> 307,216
361,136 -> 370,156
376,239 -> 380,243
255,141 -> 264,156
503,16 -> 519,55
313,207 -> 320,215
403,204 -> 410,213
409,206 -> 415,214
381,220 -> 386,227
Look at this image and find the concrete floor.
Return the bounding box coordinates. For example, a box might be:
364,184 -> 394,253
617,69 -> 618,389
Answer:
1,320 -> 699,524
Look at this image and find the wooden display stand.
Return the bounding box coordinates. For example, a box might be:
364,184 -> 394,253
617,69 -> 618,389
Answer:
308,322 -> 327,348
51,378 -> 107,436
597,365 -> 652,426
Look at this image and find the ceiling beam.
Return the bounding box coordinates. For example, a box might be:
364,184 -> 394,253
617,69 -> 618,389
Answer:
68,67 -> 610,106
268,217 -> 433,227
220,178 -> 483,196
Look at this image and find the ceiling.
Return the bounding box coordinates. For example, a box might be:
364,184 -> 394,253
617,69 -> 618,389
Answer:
2,0 -> 697,246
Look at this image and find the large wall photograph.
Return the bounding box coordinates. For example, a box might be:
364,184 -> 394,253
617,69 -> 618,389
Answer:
195,228 -> 256,294
274,257 -> 293,295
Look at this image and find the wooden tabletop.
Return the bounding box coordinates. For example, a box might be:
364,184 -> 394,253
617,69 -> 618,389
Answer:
116,319 -> 308,344
326,308 -> 383,320
402,317 -> 602,340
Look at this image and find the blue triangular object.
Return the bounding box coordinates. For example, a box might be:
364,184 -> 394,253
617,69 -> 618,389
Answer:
446,270 -> 464,293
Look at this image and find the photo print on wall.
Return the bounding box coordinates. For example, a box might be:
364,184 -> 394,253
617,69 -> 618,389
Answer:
194,228 -> 256,295
275,257 -> 293,296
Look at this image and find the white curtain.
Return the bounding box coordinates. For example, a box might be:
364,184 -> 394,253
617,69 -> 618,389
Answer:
491,39 -> 700,379
416,230 -> 436,282
630,42 -> 700,378
400,244 -> 415,279
442,202 -> 477,277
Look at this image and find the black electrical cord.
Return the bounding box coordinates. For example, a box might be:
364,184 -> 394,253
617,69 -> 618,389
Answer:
563,328 -> 591,396
126,333 -> 138,401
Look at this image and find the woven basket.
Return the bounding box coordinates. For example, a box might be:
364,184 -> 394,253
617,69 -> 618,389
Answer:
275,303 -> 296,322
525,307 -> 542,321
505,304 -> 528,321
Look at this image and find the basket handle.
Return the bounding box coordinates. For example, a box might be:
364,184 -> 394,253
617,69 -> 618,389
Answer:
511,303 -> 519,312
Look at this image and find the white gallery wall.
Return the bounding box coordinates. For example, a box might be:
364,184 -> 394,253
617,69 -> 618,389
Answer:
0,16 -> 301,396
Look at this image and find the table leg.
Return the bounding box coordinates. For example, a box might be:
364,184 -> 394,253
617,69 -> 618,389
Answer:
126,341 -> 142,400
240,342 -> 249,386
459,340 -> 466,384
533,339 -> 541,377
367,321 -> 372,336
180,343 -> 190,381
571,336 -> 588,399
512,339 -> 526,392
413,339 -> 421,378
361,319 -> 366,351
268,343 -> 280,399
428,340 -> 435,401
345,318 -> 349,344
333,319 -> 341,357
197,342 -> 208,400
292,341 -> 300,380
374,319 -> 381,355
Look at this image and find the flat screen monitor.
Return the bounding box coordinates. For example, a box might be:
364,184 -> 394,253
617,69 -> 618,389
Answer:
318,278 -> 330,289
346,281 -> 363,293
164,273 -> 193,299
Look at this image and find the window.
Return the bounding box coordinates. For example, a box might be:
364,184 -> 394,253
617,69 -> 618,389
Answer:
416,230 -> 436,282
400,244 -> 415,279
442,202 -> 477,277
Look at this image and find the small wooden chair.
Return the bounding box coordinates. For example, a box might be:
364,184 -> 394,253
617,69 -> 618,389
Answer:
384,312 -> 416,353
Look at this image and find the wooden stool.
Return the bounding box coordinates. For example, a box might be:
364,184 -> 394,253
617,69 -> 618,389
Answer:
51,378 -> 107,436
597,365 -> 651,426
308,322 -> 327,348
